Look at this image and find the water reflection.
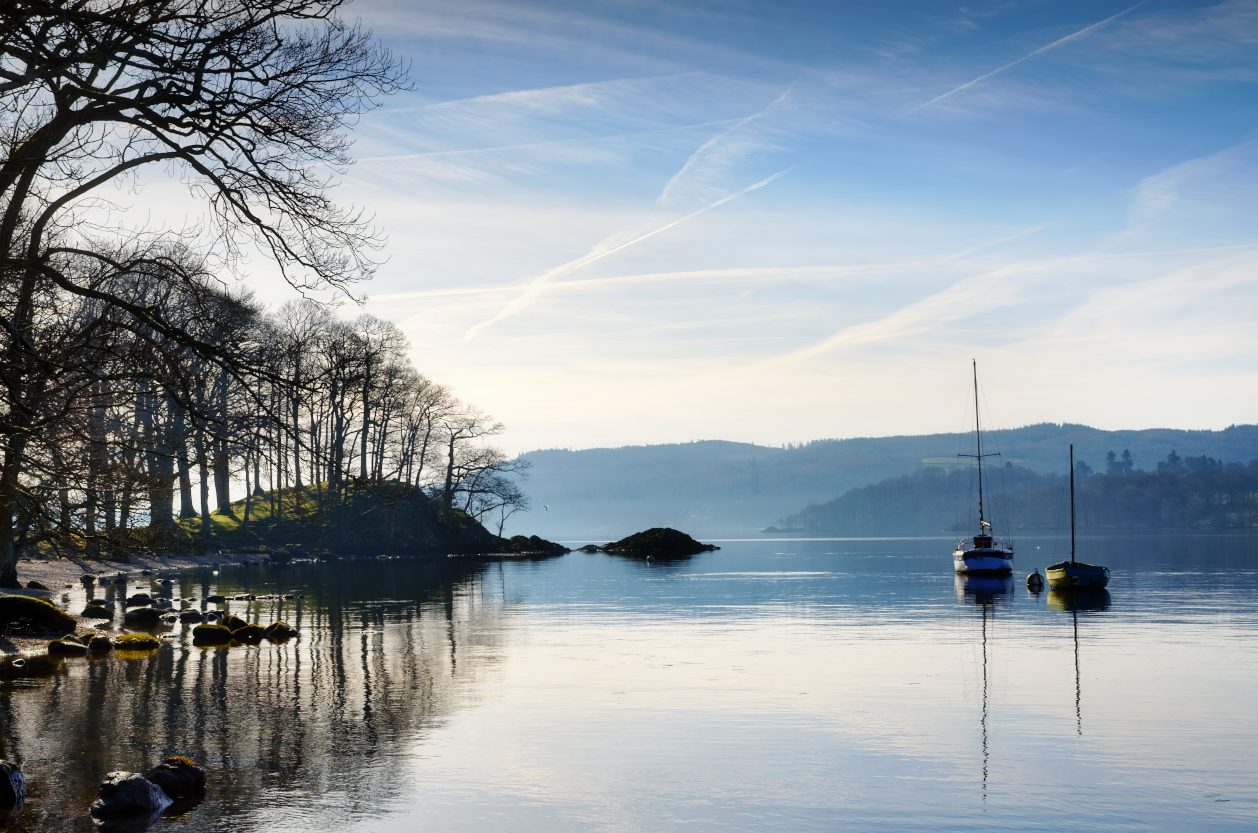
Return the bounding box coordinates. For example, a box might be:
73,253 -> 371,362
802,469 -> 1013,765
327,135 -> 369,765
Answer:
0,557 -> 506,832
955,575 -> 1011,803
1046,589 -> 1110,737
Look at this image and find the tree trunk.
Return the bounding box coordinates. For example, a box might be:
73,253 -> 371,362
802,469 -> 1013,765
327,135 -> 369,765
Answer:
175,409 -> 196,519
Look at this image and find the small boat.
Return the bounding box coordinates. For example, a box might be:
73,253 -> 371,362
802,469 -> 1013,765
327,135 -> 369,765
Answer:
953,361 -> 1014,575
1045,444 -> 1110,590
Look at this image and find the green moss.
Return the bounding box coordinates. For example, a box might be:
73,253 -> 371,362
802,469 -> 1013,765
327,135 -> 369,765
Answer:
81,604 -> 113,619
191,624 -> 234,644
220,614 -> 249,632
47,638 -> 89,656
164,755 -> 196,767
263,621 -> 298,641
0,595 -> 77,634
113,633 -> 162,649
233,623 -> 264,643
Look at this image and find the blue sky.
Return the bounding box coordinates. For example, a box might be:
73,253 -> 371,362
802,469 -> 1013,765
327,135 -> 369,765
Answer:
252,0 -> 1258,451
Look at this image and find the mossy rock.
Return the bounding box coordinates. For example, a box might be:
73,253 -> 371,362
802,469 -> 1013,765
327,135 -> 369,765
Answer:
88,636 -> 113,652
263,621 -> 298,642
220,614 -> 249,632
233,624 -> 265,644
113,633 -> 162,650
47,639 -> 89,656
123,607 -> 161,625
191,624 -> 234,645
178,610 -> 204,624
81,604 -> 113,619
124,593 -> 152,607
0,595 -> 77,635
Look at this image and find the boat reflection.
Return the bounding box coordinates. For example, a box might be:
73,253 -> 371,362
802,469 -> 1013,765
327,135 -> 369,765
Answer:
1046,588 -> 1111,611
954,574 -> 1014,609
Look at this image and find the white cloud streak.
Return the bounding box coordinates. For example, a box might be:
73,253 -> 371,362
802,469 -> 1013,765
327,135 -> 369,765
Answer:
909,3 -> 1144,112
461,168 -> 792,341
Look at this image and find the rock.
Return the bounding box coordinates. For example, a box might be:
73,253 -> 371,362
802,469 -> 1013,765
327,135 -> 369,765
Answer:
143,756 -> 205,801
48,638 -> 89,656
601,527 -> 719,558
89,771 -> 171,822
82,604 -> 114,619
178,611 -> 204,624
124,593 -> 152,607
160,614 -> 178,624
263,622 -> 298,641
0,761 -> 25,811
0,595 -> 77,635
233,624 -> 264,643
233,594 -> 250,601
191,624 -> 233,644
139,570 -> 152,576
80,574 -> 97,586
577,544 -> 601,553
153,598 -> 172,609
220,614 -> 249,632
24,581 -> 49,591
123,607 -> 161,626
159,579 -> 173,587
89,636 -> 113,652
113,634 -> 162,650
206,595 -> 226,603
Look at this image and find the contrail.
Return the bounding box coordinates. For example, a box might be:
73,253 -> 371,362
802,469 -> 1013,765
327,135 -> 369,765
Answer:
910,3 -> 1143,113
462,168 -> 793,342
658,83 -> 796,206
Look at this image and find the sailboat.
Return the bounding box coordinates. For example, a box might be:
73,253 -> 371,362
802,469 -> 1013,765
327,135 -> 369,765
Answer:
1045,444 -> 1111,590
953,361 -> 1014,575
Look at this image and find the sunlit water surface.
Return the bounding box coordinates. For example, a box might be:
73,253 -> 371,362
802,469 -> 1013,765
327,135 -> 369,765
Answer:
1,534 -> 1256,831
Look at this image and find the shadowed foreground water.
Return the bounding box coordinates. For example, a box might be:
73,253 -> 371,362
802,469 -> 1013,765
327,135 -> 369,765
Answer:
1,534 -> 1256,831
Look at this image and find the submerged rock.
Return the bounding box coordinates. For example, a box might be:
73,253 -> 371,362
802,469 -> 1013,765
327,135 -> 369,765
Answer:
90,771 -> 171,822
143,756 -> 205,801
0,761 -> 25,812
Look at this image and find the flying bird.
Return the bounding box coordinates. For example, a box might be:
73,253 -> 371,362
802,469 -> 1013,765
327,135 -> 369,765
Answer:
543,505 -> 549,511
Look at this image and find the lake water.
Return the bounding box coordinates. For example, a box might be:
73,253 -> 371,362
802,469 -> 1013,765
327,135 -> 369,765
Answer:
1,534 -> 1256,831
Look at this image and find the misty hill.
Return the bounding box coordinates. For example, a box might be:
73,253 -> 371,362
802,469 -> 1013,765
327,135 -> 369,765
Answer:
512,424 -> 1258,540
775,457 -> 1258,535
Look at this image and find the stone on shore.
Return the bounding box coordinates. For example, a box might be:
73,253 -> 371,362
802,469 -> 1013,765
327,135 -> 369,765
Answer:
0,595 -> 77,635
191,624 -> 233,645
0,761 -> 25,811
123,607 -> 161,626
89,771 -> 171,822
47,639 -> 89,656
24,581 -> 49,591
143,756 -> 206,800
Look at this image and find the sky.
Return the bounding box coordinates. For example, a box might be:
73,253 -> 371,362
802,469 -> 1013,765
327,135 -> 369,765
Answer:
242,0 -> 1258,452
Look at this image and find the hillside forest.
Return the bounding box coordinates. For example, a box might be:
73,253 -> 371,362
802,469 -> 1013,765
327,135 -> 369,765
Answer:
772,451 -> 1258,535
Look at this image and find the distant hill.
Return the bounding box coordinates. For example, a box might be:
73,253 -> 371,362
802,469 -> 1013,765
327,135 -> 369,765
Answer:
512,424 -> 1258,540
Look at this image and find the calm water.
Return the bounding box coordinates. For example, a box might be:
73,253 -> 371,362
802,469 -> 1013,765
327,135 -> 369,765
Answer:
1,534 -> 1256,831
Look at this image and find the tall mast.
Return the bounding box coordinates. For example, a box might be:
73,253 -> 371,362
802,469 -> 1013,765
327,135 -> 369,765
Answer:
974,359 -> 984,534
1069,443 -> 1076,564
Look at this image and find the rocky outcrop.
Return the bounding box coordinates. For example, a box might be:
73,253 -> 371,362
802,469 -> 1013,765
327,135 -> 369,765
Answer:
601,527 -> 720,558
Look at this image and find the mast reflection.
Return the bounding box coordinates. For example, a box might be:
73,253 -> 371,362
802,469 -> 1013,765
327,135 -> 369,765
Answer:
955,574 -> 1012,802
1046,589 -> 1110,735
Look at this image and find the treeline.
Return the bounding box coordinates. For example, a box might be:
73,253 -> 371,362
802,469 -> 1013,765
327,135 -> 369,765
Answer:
0,1 -> 540,584
773,457 -> 1258,534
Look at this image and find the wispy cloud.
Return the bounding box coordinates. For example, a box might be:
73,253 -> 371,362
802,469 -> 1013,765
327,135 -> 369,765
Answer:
460,169 -> 793,341
909,3 -> 1144,112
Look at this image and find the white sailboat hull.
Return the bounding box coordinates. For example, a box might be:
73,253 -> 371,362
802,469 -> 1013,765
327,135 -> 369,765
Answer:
953,546 -> 1014,575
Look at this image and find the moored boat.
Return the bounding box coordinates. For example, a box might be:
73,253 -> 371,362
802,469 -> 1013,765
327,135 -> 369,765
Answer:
953,361 -> 1014,575
1045,444 -> 1110,590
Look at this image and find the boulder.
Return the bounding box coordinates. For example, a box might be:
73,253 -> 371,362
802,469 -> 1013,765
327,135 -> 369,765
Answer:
191,624 -> 233,644
89,636 -> 113,652
143,756 -> 205,800
263,622 -> 298,641
124,594 -> 152,607
0,761 -> 24,811
0,595 -> 77,635
233,624 -> 264,644
24,581 -> 49,591
80,574 -> 97,586
178,610 -> 204,624
82,604 -> 114,619
113,634 -> 162,650
123,607 -> 161,626
89,771 -> 171,821
48,639 -> 89,656
220,614 -> 249,632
